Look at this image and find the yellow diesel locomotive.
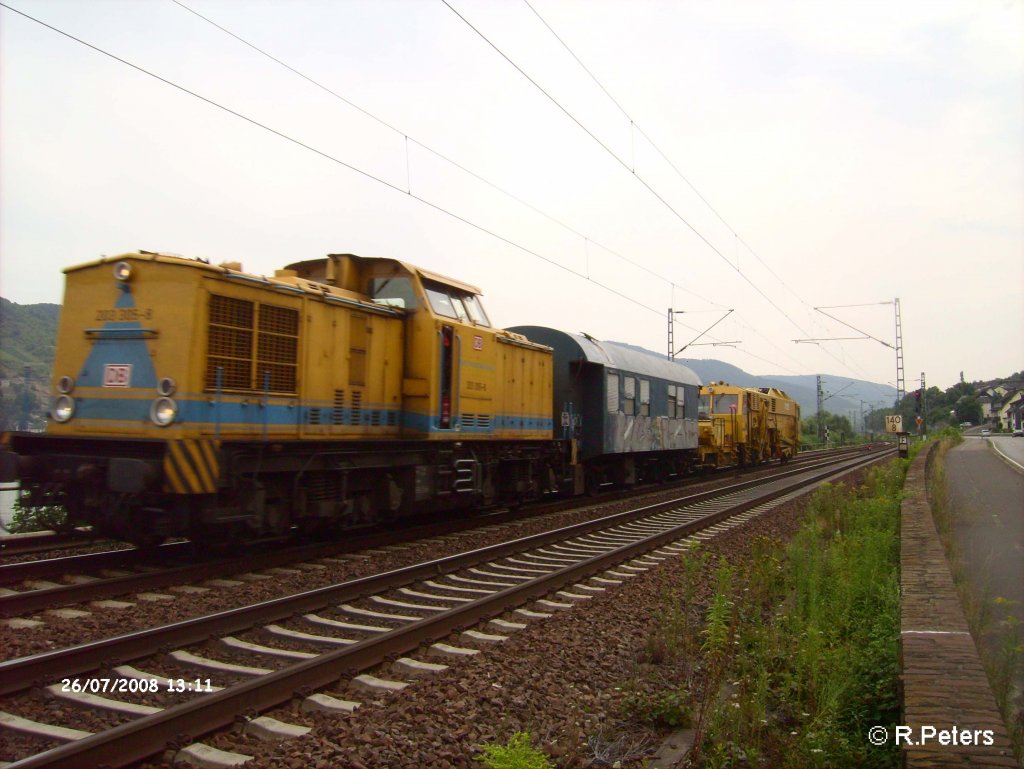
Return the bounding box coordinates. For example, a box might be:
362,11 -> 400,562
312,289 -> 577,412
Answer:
696,382 -> 800,468
1,252 -> 559,544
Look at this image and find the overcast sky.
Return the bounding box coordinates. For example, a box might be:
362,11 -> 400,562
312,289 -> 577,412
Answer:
2,0 -> 1021,393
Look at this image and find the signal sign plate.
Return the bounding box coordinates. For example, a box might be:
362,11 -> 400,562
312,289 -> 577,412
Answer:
885,415 -> 903,433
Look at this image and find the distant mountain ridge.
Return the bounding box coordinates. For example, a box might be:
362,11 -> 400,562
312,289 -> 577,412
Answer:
617,342 -> 899,418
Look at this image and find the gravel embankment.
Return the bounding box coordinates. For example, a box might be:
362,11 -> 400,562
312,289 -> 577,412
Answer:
3,463 -> 879,768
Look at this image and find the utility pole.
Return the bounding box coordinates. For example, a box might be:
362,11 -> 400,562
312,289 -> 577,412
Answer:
817,375 -> 824,443
919,371 -> 927,436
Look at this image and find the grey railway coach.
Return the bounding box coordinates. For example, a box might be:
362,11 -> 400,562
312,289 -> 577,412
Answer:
509,326 -> 702,491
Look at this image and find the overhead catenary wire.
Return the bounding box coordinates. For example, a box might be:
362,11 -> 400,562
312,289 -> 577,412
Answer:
169,0 -> 725,316
516,0 -> 883,382
442,0 -> 813,341
0,1 -> 690,326
5,1 -> 882,384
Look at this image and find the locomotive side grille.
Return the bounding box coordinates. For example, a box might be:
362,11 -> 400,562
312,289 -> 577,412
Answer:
207,295 -> 254,391
256,305 -> 298,393
332,390 -> 345,425
351,391 -> 362,424
308,407 -> 321,425
206,294 -> 298,394
210,294 -> 253,328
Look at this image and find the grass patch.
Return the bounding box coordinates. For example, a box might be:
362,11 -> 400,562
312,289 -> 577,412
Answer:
476,732 -> 554,769
5,496 -> 72,534
697,462 -> 905,768
626,459 -> 906,768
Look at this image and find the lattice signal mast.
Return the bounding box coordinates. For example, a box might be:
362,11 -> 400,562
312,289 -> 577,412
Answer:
795,299 -> 904,408
894,297 -> 905,408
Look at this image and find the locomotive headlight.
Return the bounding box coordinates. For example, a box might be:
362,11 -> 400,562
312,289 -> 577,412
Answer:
57,375 -> 75,394
150,397 -> 178,426
52,395 -> 75,423
157,377 -> 176,396
113,261 -> 133,282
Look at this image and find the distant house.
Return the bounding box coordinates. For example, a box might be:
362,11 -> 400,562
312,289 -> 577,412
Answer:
978,394 -> 995,421
997,390 -> 1024,431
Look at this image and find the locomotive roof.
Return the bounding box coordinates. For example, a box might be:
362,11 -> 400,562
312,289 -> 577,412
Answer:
67,252 -> 484,297
509,326 -> 702,386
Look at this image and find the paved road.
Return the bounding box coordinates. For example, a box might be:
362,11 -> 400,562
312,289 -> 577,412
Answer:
944,435 -> 1024,720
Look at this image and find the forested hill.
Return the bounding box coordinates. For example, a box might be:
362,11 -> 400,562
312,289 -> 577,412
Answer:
0,298 -> 60,380
0,298 -> 60,430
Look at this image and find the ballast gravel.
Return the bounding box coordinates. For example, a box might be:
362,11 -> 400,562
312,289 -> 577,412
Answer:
1,463 -> 879,767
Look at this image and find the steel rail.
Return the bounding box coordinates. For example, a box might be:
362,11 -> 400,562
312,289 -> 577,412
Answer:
1,450 -> 890,768
0,445 -> 875,618
0,448 -> 888,697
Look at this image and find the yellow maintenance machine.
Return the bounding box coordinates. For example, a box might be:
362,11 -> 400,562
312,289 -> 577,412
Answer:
697,382 -> 801,468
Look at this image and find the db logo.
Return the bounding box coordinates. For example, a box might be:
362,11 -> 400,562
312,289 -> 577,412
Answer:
473,336 -> 483,351
103,364 -> 132,387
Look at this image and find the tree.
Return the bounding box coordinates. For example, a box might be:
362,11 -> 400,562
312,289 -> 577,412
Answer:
953,395 -> 982,425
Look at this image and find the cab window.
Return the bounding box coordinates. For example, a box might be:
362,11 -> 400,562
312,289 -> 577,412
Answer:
425,284 -> 458,319
423,280 -> 491,326
369,277 -> 418,309
698,394 -> 711,420
713,394 -> 739,414
463,294 -> 490,326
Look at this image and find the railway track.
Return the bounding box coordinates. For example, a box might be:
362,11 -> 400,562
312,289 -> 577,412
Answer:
0,445 -> 875,621
0,530 -> 103,559
0,446 -> 890,768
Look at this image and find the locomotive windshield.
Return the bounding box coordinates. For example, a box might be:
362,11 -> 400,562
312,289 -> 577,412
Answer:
713,394 -> 739,414
423,280 -> 490,326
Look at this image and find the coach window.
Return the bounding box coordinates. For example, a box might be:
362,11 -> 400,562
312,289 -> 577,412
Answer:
606,372 -> 619,414
623,376 -> 636,415
668,385 -> 683,418
639,379 -> 650,416
676,385 -> 685,417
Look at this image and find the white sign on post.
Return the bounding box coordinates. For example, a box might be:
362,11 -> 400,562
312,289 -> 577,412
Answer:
885,415 -> 903,433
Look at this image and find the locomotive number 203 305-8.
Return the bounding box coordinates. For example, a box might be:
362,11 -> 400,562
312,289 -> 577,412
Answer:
95,308 -> 153,322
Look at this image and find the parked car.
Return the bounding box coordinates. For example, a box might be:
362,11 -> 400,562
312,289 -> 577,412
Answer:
1013,427 -> 1023,437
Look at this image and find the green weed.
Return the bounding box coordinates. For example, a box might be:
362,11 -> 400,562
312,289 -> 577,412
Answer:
476,731 -> 554,769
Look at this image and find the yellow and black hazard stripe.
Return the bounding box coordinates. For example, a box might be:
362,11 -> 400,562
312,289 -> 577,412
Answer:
163,439 -> 221,494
